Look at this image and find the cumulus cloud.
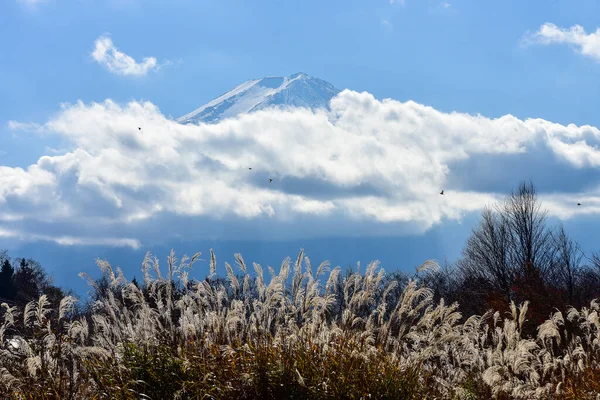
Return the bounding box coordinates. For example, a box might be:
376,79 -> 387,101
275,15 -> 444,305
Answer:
524,23 -> 600,63
4,90 -> 600,247
91,35 -> 161,77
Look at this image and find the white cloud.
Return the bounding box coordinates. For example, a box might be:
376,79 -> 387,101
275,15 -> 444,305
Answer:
91,35 -> 160,77
524,23 -> 600,63
4,90 -> 600,246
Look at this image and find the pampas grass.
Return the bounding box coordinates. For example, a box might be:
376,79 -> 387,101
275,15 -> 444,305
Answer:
1,249 -> 600,399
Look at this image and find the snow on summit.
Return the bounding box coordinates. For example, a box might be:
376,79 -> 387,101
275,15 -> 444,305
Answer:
177,72 -> 341,124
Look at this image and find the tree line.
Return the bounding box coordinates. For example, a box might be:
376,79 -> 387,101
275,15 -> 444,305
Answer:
1,180 -> 600,338
401,180 -> 600,336
0,251 -> 69,309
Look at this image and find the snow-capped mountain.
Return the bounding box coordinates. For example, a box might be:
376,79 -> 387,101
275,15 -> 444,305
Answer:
176,72 -> 341,124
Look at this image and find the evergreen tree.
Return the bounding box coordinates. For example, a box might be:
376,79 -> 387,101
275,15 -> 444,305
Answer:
0,258 -> 16,301
13,258 -> 51,305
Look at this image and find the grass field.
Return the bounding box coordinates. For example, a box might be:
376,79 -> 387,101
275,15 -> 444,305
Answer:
1,249 -> 599,399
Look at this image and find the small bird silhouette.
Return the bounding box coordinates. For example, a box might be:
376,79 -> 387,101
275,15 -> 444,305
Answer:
138,127 -> 141,130
440,190 -> 444,195
248,167 -> 252,170
578,203 -> 581,206
269,178 -> 273,183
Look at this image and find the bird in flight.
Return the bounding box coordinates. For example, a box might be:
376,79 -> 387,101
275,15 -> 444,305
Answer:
578,203 -> 581,206
138,127 -> 141,130
440,190 -> 444,195
269,178 -> 273,183
248,167 -> 252,170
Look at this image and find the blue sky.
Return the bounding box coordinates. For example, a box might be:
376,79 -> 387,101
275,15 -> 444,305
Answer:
3,0 -> 600,296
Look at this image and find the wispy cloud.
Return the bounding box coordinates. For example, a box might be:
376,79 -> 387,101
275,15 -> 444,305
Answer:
16,0 -> 47,10
0,226 -> 140,249
428,1 -> 453,14
7,121 -> 45,134
523,23 -> 600,63
4,91 -> 600,246
91,34 -> 162,77
381,19 -> 393,31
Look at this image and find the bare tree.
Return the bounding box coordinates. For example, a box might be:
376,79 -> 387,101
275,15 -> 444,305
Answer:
589,252 -> 600,275
575,265 -> 600,306
502,181 -> 556,279
458,181 -> 558,306
582,252 -> 600,302
458,207 -> 513,302
552,224 -> 583,306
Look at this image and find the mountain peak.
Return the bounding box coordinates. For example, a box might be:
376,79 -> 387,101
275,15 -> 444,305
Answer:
289,72 -> 307,78
177,72 -> 341,125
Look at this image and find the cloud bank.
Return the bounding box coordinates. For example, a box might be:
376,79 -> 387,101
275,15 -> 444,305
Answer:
4,90 -> 600,248
91,35 -> 160,77
524,23 -> 600,63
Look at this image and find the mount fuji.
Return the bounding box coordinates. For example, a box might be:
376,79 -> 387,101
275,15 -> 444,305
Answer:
176,72 -> 341,125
